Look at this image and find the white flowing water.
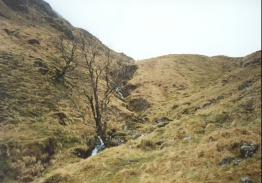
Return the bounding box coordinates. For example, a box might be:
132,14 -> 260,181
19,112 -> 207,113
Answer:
91,136 -> 105,156
115,87 -> 124,100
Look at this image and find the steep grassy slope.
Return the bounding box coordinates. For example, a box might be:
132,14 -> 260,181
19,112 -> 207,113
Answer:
0,1 -> 134,182
33,52 -> 261,183
0,1 -> 261,183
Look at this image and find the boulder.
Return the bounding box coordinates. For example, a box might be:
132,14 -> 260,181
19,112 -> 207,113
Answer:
240,143 -> 259,158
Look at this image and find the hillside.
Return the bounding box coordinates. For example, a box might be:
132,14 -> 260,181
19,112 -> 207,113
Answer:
0,1 -> 261,183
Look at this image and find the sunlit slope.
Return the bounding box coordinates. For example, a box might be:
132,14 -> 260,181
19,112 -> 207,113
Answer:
36,51 -> 261,183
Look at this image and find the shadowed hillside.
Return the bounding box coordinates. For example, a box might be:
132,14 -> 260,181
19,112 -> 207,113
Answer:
0,1 -> 261,183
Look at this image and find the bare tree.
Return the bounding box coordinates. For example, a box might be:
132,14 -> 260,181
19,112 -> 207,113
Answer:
53,35 -> 78,82
78,32 -> 122,146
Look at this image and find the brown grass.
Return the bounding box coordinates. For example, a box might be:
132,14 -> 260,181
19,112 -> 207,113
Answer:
0,2 -> 261,183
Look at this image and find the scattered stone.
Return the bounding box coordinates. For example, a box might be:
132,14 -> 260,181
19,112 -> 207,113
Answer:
38,67 -> 48,75
195,106 -> 203,111
233,160 -> 241,166
172,104 -> 179,110
112,138 -> 125,146
218,157 -> 231,167
28,39 -> 40,45
122,123 -> 134,131
240,177 -> 252,183
170,138 -> 176,142
238,81 -> 252,90
34,59 -> 47,68
160,143 -> 168,150
217,95 -> 224,100
3,28 -> 15,35
132,134 -> 142,140
182,109 -> 188,114
183,136 -> 192,140
156,140 -> 164,145
155,116 -> 173,123
240,143 -> 259,158
157,122 -> 169,128
244,57 -> 261,67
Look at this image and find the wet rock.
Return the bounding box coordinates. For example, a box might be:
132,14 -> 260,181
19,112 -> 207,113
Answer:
238,81 -> 252,90
218,157 -> 232,167
240,177 -> 252,183
240,143 -> 259,158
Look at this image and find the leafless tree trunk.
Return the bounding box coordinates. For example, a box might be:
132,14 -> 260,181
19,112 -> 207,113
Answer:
78,33 -> 119,146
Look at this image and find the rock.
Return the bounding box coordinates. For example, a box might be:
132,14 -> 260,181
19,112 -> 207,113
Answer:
112,138 -> 125,146
209,99 -> 216,103
183,136 -> 192,140
244,57 -> 261,67
240,177 -> 252,183
182,109 -> 188,114
157,122 -> 169,128
38,67 -> 48,75
122,123 -> 134,131
128,97 -> 150,112
156,140 -> 164,145
34,59 -> 47,68
233,160 -> 241,166
3,29 -> 15,35
238,81 -> 252,90
195,106 -> 203,111
172,105 -> 179,110
122,84 -> 137,97
28,39 -> 40,45
155,116 -> 173,123
112,131 -> 128,137
132,134 -> 141,140
240,143 -> 259,158
218,157 -> 231,167
217,95 -> 224,100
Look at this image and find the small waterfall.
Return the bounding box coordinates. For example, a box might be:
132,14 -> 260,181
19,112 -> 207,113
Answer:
91,136 -> 105,156
116,87 -> 124,100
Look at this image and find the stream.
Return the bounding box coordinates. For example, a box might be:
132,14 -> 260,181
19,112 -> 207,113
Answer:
91,136 -> 105,156
116,87 -> 124,100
